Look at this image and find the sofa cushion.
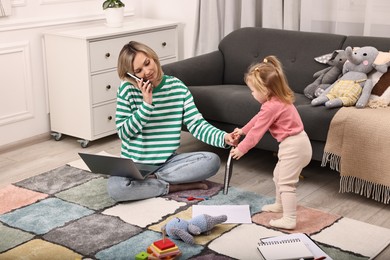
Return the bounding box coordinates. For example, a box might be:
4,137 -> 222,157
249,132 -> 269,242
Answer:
189,85 -> 259,127
295,94 -> 340,142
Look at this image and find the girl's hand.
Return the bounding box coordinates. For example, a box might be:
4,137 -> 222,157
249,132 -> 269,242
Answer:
137,79 -> 153,104
233,128 -> 243,137
230,147 -> 244,160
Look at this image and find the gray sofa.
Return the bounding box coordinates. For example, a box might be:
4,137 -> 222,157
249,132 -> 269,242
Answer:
162,27 -> 390,161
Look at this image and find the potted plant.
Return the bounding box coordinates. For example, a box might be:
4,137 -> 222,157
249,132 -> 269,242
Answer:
102,0 -> 125,27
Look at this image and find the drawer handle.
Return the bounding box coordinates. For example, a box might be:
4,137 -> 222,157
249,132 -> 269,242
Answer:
106,85 -> 111,90
162,42 -> 167,47
105,53 -> 111,58
108,116 -> 113,120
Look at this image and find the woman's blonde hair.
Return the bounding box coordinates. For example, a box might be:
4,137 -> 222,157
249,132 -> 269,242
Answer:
117,41 -> 163,85
244,55 -> 295,104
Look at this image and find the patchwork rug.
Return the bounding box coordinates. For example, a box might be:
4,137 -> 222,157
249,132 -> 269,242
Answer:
1,164 -> 390,259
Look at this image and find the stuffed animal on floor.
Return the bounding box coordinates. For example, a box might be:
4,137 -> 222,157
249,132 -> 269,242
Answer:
161,214 -> 227,244
304,50 -> 347,99
311,46 -> 379,108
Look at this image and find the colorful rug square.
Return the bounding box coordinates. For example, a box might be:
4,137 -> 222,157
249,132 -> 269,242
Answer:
43,213 -> 142,256
312,217 -> 390,257
0,197 -> 93,235
252,205 -> 342,235
15,165 -> 98,194
102,197 -> 186,228
0,223 -> 34,252
0,184 -> 48,214
55,177 -> 116,210
0,239 -> 81,260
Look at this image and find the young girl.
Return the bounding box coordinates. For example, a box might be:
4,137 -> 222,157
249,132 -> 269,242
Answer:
230,56 -> 312,229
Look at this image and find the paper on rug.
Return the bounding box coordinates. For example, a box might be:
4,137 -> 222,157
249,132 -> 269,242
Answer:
322,106 -> 390,204
192,205 -> 252,223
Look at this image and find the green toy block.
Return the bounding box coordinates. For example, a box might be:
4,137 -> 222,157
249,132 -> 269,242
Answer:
135,251 -> 149,260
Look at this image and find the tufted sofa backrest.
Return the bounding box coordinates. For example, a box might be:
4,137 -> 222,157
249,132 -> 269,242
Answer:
218,27 -> 346,94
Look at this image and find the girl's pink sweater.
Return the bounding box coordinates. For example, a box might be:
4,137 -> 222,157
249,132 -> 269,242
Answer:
237,97 -> 304,154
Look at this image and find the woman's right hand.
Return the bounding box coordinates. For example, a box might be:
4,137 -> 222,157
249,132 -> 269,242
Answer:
137,79 -> 153,104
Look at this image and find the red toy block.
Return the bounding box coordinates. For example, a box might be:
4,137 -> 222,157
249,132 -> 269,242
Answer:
153,239 -> 175,250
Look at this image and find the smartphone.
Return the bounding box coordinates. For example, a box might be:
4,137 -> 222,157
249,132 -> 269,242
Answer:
127,72 -> 142,82
127,72 -> 153,87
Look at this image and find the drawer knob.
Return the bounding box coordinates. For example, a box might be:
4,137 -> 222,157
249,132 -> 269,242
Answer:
105,53 -> 111,58
108,116 -> 113,120
162,42 -> 167,47
106,85 -> 111,90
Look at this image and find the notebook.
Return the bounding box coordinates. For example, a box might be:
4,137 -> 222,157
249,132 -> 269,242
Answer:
257,237 -> 314,260
78,153 -> 160,179
258,233 -> 332,260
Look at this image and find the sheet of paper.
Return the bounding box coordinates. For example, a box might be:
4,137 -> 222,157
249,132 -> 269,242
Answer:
192,205 -> 251,224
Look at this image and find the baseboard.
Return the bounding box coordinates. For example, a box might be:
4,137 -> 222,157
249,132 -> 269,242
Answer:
0,133 -> 51,153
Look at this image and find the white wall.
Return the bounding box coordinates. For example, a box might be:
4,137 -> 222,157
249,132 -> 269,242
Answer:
135,0 -> 198,59
1,0 -> 130,148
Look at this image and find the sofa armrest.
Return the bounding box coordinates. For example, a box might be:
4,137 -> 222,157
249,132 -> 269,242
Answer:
162,51 -> 224,86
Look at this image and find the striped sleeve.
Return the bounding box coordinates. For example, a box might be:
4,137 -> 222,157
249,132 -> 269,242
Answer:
115,81 -> 154,141
181,84 -> 227,148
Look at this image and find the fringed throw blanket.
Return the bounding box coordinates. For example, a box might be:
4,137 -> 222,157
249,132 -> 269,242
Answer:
322,106 -> 390,204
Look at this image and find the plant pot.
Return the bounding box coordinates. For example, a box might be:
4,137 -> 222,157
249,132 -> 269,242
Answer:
105,7 -> 124,28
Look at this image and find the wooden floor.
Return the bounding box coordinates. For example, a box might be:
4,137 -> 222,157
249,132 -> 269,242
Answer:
1,131 -> 389,258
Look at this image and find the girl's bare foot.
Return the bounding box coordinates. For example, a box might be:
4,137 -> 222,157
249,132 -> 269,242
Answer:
169,182 -> 209,193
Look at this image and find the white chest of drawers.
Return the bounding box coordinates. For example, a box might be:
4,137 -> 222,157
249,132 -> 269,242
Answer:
44,18 -> 178,147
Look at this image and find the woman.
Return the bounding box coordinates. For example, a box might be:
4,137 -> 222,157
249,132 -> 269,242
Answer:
108,41 -> 235,202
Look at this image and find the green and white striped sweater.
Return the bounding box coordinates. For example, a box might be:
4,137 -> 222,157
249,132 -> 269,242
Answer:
116,75 -> 227,164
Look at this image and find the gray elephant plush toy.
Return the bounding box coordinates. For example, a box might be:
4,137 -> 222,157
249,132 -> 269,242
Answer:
311,46 -> 379,108
161,214 -> 227,244
304,50 -> 348,99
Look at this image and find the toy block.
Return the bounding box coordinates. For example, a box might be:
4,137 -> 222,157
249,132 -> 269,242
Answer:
135,251 -> 149,260
153,238 -> 175,250
148,244 -> 179,256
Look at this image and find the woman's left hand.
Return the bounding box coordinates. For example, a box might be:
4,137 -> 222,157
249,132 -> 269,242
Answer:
137,79 -> 153,104
224,133 -> 239,147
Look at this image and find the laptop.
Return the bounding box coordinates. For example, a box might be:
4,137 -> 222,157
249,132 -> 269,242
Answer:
223,153 -> 234,195
78,153 -> 160,180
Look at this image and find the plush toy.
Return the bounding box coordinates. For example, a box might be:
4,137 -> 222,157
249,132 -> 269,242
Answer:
368,52 -> 390,108
311,46 -> 379,108
161,214 -> 227,244
304,50 -> 347,99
